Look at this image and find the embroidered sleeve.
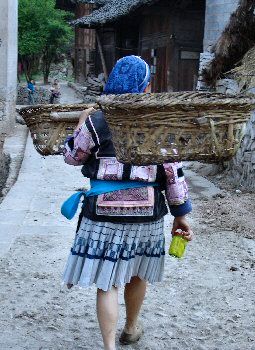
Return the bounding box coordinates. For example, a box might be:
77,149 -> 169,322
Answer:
63,122 -> 95,166
164,162 -> 192,216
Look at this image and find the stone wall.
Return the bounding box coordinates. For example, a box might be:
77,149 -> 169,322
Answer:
0,138 -> 10,197
227,113 -> 255,190
68,74 -> 104,103
216,79 -> 255,190
199,1 -> 255,190
49,58 -> 74,82
16,85 -> 59,105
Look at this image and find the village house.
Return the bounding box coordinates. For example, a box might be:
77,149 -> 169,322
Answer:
71,0 -> 206,92
69,0 -> 254,189
1,0 -> 254,193
59,0 -> 238,92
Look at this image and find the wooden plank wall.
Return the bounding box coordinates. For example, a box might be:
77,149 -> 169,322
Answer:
95,28 -> 116,78
139,0 -> 205,92
74,4 -> 96,82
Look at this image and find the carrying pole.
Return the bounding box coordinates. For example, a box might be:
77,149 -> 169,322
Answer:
96,30 -> 108,81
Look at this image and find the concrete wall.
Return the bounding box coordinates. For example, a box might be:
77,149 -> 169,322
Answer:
0,0 -> 18,194
203,0 -> 239,51
197,0 -> 239,90
0,0 -> 18,135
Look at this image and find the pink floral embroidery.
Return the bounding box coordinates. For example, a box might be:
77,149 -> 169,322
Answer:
96,187 -> 154,216
130,165 -> 157,182
163,163 -> 176,184
97,158 -> 124,180
64,123 -> 95,166
164,162 -> 188,205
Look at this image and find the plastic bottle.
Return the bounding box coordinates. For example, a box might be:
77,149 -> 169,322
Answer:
169,229 -> 188,258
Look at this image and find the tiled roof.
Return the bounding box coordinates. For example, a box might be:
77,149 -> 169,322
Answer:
72,0 -> 159,28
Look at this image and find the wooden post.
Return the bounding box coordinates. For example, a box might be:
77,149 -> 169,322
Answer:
96,30 -> 108,81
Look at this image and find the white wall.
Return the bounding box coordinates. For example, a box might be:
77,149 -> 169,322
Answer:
0,0 -> 18,134
203,0 -> 239,51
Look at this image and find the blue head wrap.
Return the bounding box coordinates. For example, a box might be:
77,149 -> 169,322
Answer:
104,55 -> 150,95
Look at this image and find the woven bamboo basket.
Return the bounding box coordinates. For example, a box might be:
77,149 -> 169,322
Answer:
18,103 -> 98,156
98,91 -> 255,165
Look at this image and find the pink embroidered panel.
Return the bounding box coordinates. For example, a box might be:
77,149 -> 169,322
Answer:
96,187 -> 155,216
64,123 -> 95,166
130,165 -> 157,182
97,158 -> 124,180
163,162 -> 188,205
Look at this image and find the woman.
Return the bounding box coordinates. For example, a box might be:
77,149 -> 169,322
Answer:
62,56 -> 193,350
50,79 -> 61,104
27,79 -> 35,105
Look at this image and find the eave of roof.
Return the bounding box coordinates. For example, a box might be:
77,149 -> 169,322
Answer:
71,0 -> 160,28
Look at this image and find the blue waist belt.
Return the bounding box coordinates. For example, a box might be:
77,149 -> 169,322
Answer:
61,179 -> 159,220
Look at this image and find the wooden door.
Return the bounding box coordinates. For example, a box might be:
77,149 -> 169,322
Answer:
178,50 -> 200,91
154,47 -> 167,92
141,47 -> 168,92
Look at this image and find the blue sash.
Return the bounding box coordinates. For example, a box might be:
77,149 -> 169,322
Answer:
61,179 -> 159,220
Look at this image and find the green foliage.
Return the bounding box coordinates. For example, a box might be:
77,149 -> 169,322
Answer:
18,0 -> 74,81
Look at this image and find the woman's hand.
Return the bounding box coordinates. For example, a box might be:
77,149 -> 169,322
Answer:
171,216 -> 193,241
75,107 -> 96,131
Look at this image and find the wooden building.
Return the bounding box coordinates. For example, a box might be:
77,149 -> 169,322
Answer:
72,0 -> 206,92
56,0 -> 97,82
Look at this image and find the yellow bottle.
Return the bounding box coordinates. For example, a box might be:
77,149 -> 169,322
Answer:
169,229 -> 188,258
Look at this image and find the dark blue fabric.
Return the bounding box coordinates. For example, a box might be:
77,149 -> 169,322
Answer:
104,55 -> 150,95
27,82 -> 35,92
169,199 -> 192,217
70,248 -> 165,261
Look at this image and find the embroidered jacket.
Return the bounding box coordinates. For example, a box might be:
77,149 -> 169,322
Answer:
64,111 -> 192,223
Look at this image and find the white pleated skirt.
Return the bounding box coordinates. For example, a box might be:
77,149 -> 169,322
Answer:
63,217 -> 165,291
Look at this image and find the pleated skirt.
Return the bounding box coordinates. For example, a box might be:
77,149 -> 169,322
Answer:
63,217 -> 165,291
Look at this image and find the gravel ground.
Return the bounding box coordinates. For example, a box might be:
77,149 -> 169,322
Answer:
0,87 -> 254,350
0,182 -> 254,350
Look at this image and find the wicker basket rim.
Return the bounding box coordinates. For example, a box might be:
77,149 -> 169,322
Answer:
97,91 -> 255,109
17,103 -> 98,117
17,91 -> 255,120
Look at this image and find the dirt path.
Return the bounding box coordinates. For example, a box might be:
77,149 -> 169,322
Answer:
59,83 -> 83,105
187,161 -> 255,238
0,147 -> 254,349
0,86 -> 254,349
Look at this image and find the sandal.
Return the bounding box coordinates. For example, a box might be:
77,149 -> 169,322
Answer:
119,324 -> 143,345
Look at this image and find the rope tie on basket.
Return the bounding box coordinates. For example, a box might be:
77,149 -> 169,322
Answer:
210,119 -> 223,156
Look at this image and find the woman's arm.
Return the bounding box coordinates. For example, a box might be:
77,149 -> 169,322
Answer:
63,107 -> 96,166
171,216 -> 193,241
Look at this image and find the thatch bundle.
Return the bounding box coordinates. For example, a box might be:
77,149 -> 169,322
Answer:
230,45 -> 255,91
203,0 -> 255,86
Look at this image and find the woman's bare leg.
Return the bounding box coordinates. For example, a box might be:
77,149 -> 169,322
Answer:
124,276 -> 147,333
97,287 -> 118,350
